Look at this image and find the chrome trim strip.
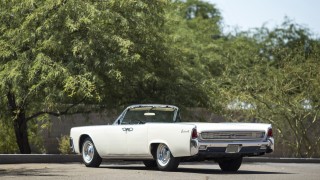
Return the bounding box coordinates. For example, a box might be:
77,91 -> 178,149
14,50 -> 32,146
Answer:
101,155 -> 154,160
200,131 -> 266,141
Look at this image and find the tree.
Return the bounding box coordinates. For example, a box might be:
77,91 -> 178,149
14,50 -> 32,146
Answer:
99,0 -> 225,108
252,23 -> 320,157
0,0 -> 170,153
217,20 -> 320,157
94,0 -> 178,107
163,0 -> 224,108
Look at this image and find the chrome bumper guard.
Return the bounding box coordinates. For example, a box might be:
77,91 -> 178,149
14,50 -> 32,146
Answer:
190,139 -> 199,156
69,137 -> 75,152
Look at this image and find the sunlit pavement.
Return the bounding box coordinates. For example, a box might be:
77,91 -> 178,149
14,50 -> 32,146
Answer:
1,162 -> 320,180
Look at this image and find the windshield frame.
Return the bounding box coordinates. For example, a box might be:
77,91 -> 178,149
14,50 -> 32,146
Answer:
113,104 -> 179,125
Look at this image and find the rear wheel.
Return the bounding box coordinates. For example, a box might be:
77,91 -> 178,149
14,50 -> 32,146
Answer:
156,143 -> 180,171
82,137 -> 102,167
218,157 -> 242,172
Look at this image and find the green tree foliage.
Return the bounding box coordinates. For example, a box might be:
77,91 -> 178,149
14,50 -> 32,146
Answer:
0,0 -> 171,153
96,0 -> 177,107
0,120 -> 18,153
164,0 -> 224,108
1,0 -> 319,157
219,20 -> 320,157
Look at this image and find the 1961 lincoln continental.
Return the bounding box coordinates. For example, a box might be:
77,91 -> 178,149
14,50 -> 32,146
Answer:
70,104 -> 274,171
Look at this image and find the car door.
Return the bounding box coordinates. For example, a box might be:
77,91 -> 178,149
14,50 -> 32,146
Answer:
125,124 -> 149,155
97,125 -> 127,156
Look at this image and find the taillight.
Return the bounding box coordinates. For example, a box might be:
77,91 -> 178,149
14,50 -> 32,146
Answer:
192,128 -> 198,139
267,128 -> 273,137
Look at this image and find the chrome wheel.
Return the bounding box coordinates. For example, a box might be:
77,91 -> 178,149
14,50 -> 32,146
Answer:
157,144 -> 171,167
82,141 -> 94,164
81,137 -> 102,167
155,143 -> 180,171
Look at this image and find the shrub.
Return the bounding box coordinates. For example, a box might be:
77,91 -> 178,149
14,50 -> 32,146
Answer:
58,135 -> 72,154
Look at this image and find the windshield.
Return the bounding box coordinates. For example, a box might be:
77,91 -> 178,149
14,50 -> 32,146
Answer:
121,107 -> 176,124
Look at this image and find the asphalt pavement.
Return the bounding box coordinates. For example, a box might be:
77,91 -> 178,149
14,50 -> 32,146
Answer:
0,162 -> 320,180
1,154 -> 320,164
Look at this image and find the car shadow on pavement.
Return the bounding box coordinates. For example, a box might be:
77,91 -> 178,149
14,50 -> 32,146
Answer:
177,167 -> 293,175
0,168 -> 64,177
103,166 -> 293,175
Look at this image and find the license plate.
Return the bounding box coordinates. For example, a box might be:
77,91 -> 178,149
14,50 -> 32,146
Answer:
225,144 -> 241,153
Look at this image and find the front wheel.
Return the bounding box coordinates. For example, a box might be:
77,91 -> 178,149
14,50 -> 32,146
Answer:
218,157 -> 242,172
156,143 -> 180,171
82,137 -> 102,167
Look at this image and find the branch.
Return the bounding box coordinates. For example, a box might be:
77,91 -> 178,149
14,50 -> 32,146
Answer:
26,98 -> 87,121
249,91 -> 274,111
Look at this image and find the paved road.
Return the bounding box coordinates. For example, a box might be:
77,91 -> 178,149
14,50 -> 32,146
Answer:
0,162 -> 319,180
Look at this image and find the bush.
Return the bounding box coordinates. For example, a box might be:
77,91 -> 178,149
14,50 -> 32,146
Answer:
58,135 -> 72,154
0,121 -> 19,153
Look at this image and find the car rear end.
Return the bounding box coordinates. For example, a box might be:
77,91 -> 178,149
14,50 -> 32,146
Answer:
194,123 -> 274,159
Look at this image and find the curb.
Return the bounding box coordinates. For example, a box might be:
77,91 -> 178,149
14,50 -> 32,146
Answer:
1,154 -> 320,164
243,157 -> 320,164
0,154 -> 82,164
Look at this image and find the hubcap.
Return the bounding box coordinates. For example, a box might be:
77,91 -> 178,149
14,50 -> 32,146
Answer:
82,141 -> 94,163
157,144 -> 171,167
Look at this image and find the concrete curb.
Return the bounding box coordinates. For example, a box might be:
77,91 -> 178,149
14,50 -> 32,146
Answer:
0,154 -> 82,164
1,154 -> 320,164
243,157 -> 320,164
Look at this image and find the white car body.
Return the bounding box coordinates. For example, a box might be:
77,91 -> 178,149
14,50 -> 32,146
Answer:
71,123 -> 198,158
70,104 -> 274,171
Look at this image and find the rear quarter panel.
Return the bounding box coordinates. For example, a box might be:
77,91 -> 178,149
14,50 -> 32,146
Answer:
147,123 -> 196,157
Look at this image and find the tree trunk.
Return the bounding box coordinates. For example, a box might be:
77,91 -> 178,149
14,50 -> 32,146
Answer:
7,91 -> 31,154
13,110 -> 31,154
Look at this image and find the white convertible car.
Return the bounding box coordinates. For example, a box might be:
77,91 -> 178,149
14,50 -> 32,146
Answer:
70,104 -> 274,171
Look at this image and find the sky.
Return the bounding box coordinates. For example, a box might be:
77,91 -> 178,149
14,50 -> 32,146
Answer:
207,0 -> 320,37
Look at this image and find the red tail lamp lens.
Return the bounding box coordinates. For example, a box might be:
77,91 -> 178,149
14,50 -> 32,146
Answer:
192,128 -> 198,139
267,128 -> 273,137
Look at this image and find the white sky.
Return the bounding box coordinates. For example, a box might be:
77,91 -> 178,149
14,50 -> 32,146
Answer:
207,0 -> 320,37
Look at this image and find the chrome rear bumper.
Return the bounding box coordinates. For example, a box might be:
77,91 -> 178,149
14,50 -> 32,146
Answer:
197,137 -> 274,156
